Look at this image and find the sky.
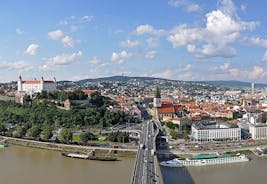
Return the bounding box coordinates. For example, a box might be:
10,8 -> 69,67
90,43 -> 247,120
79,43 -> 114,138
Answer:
1,0 -> 267,82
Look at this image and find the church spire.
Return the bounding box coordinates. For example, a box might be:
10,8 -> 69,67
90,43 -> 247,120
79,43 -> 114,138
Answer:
155,85 -> 161,98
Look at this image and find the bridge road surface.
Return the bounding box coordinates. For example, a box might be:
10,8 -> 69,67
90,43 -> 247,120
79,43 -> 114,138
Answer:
132,107 -> 158,184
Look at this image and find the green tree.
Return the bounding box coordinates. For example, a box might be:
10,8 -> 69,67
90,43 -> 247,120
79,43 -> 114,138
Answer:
170,130 -> 179,139
42,125 -> 53,140
79,132 -> 96,144
166,122 -> 179,130
28,125 -> 41,139
60,128 -> 73,144
16,125 -> 27,137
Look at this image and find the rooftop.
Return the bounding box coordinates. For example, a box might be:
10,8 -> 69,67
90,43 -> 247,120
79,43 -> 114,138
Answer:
193,121 -> 238,130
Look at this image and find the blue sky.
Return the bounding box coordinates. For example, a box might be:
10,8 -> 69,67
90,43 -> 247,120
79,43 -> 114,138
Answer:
1,0 -> 267,82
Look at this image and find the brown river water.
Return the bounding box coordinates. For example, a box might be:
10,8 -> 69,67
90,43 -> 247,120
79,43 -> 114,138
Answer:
0,145 -> 135,184
160,154 -> 267,184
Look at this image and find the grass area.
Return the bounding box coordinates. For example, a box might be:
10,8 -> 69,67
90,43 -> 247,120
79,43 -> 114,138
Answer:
225,150 -> 253,155
71,134 -> 110,144
72,135 -> 81,142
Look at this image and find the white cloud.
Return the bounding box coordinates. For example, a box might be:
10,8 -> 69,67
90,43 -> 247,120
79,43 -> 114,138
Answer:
146,37 -> 159,48
168,24 -> 203,48
135,24 -> 165,36
81,15 -> 93,22
48,30 -> 65,40
177,64 -> 192,72
111,51 -> 132,64
42,51 -> 82,70
61,35 -> 77,47
145,51 -> 157,59
48,29 -> 78,47
167,0 -> 259,58
152,69 -> 173,78
16,28 -> 23,35
187,3 -> 200,12
248,66 -> 265,79
89,56 -> 101,65
120,39 -> 140,48
0,60 -> 33,71
263,51 -> 267,62
25,44 -> 40,56
210,63 -> 267,80
60,20 -> 68,25
168,0 -> 200,12
249,37 -> 267,48
241,4 -> 247,12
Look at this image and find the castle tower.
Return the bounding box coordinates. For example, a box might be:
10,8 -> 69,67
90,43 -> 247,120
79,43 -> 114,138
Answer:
18,75 -> 22,92
40,76 -> 44,91
153,86 -> 162,108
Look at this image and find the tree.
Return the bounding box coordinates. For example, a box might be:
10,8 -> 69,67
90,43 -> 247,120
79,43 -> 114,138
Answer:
170,130 -> 179,139
28,125 -> 41,139
166,122 -> 179,130
42,125 -> 53,140
16,125 -> 27,138
79,132 -> 96,144
60,128 -> 73,144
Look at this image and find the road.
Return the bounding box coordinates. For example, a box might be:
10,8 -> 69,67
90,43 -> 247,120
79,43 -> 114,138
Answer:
132,107 -> 159,184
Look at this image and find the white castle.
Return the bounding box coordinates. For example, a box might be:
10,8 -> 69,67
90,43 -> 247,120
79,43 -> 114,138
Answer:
17,76 -> 57,94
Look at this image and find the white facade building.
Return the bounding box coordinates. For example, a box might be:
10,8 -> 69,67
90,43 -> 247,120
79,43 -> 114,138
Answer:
191,122 -> 241,142
249,123 -> 267,140
18,76 -> 56,94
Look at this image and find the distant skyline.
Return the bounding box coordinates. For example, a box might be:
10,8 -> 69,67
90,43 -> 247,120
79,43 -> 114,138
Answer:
1,0 -> 267,82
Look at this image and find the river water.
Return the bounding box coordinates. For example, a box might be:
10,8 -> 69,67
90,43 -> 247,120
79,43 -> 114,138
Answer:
160,155 -> 267,184
0,145 -> 135,184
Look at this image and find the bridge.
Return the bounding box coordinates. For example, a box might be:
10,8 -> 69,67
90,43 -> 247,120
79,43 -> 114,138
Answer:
131,107 -> 160,184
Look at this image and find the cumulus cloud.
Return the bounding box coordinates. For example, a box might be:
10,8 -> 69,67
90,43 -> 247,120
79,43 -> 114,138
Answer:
145,51 -> 157,59
248,37 -> 267,48
167,0 -> 259,58
81,15 -> 93,22
152,69 -> 174,78
248,66 -> 265,79
262,51 -> 267,62
111,51 -> 132,64
210,63 -> 267,80
120,39 -> 140,48
16,28 -> 24,35
89,56 -> 101,65
241,4 -> 247,13
0,60 -> 33,71
135,24 -> 165,36
48,30 -> 65,40
146,37 -> 160,48
42,51 -> 82,70
168,0 -> 200,12
48,29 -> 78,47
25,44 -> 40,56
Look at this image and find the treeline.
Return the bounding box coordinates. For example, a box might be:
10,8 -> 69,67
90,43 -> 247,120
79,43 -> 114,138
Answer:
106,131 -> 130,143
0,92 -> 139,140
36,90 -> 88,101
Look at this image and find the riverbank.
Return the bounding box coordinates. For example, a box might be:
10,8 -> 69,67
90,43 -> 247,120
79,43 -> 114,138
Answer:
0,136 -> 136,157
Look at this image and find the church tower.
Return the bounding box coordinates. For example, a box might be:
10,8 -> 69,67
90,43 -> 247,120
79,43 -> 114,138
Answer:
153,85 -> 162,108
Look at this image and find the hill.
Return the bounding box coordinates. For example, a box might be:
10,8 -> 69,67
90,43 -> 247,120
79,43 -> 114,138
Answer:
196,80 -> 267,88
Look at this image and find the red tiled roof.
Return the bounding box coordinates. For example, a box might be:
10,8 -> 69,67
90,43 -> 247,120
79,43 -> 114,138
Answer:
82,90 -> 98,94
22,80 -> 55,84
157,104 -> 175,114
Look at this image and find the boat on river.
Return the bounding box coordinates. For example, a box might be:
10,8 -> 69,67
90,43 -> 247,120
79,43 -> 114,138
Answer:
0,142 -> 8,148
160,153 -> 249,167
61,152 -> 118,161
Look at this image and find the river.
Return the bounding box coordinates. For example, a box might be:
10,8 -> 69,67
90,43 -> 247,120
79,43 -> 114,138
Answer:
0,145 -> 135,184
160,155 -> 267,184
